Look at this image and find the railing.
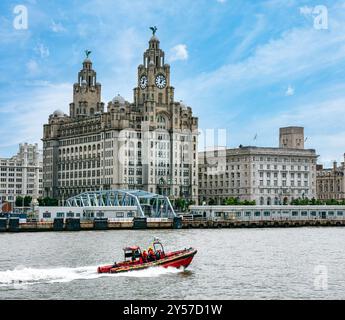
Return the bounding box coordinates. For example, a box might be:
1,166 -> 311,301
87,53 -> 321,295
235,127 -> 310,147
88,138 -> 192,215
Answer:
147,218 -> 170,222
108,218 -> 133,223
181,216 -> 208,221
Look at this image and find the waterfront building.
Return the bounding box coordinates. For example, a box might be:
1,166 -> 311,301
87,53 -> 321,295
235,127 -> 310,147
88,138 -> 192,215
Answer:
37,189 -> 176,222
198,127 -> 318,205
189,205 -> 345,222
0,143 -> 43,206
42,31 -> 198,203
316,155 -> 345,200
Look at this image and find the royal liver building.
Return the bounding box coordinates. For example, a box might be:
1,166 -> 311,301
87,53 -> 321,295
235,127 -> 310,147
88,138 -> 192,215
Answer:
43,30 -> 199,203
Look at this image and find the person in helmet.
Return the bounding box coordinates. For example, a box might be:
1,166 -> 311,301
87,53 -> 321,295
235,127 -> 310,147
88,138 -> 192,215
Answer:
148,247 -> 155,262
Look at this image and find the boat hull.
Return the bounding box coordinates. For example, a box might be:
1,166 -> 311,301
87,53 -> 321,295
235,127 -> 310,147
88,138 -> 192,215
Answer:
98,248 -> 197,274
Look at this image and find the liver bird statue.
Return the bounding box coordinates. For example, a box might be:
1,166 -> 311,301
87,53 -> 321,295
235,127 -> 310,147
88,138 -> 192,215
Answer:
85,50 -> 92,59
150,26 -> 158,36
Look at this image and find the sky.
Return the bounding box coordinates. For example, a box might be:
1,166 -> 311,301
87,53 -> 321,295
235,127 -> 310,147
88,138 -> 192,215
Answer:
0,0 -> 345,167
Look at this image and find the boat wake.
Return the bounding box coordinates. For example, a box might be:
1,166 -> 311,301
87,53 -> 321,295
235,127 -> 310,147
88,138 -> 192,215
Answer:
0,265 -> 185,287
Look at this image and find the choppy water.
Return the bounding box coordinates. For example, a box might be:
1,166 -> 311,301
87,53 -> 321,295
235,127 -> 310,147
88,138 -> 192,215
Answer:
0,228 -> 345,299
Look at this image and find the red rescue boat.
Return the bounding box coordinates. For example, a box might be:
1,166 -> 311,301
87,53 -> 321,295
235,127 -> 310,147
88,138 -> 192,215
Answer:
97,238 -> 197,274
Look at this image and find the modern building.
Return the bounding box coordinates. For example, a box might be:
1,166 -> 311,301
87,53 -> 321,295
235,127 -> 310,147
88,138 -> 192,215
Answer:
0,143 -> 43,207
316,155 -> 345,200
198,127 -> 318,205
42,30 -> 198,203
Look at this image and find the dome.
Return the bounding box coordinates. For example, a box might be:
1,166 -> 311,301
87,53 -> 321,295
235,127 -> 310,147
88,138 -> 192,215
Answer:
83,58 -> 92,63
112,94 -> 125,105
150,35 -> 159,42
53,109 -> 65,117
81,79 -> 87,85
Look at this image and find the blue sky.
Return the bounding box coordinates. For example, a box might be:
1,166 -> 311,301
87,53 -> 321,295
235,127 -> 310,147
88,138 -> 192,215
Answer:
0,0 -> 345,166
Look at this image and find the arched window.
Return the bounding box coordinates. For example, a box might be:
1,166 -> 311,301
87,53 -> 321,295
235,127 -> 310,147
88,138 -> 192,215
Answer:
260,197 -> 264,205
156,115 -> 167,129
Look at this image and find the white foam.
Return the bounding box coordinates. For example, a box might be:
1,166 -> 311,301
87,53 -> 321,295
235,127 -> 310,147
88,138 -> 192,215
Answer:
0,265 -> 185,287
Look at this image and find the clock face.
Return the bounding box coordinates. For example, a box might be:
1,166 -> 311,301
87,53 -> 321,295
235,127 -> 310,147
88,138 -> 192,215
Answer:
155,74 -> 167,89
140,75 -> 148,89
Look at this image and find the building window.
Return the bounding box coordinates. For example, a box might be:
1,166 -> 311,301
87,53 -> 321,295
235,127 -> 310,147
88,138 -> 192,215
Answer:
43,212 -> 51,218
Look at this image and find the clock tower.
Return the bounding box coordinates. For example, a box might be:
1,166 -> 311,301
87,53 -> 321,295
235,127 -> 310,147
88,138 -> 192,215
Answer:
130,28 -> 199,202
133,31 -> 175,124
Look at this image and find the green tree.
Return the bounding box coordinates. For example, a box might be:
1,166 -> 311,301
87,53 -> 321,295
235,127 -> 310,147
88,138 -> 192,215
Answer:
223,197 -> 255,206
37,197 -> 58,207
208,198 -> 216,205
15,196 -> 23,207
15,196 -> 32,207
174,198 -> 188,211
24,196 -> 32,207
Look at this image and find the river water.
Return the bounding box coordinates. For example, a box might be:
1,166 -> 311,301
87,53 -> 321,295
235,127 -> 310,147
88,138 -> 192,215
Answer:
0,228 -> 344,300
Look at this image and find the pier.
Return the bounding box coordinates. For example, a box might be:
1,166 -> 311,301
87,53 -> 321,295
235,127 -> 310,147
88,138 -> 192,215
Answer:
1,216 -> 345,232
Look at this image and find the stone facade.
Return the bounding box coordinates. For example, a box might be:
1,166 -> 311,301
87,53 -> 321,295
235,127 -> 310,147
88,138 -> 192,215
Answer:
198,128 -> 318,205
316,156 -> 345,200
279,126 -> 305,149
42,33 -> 198,203
0,143 -> 43,205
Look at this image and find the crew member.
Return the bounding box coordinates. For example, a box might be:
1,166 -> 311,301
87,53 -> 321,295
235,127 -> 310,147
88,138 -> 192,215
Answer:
148,247 -> 155,261
142,250 -> 148,263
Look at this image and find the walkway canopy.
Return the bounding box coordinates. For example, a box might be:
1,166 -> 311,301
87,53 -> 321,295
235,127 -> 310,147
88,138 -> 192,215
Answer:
66,190 -> 176,218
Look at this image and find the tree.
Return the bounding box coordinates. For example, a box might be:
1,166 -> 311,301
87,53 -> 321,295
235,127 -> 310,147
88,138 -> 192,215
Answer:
15,196 -> 32,207
174,198 -> 188,212
37,197 -> 58,207
223,197 -> 255,206
15,196 -> 23,207
24,196 -> 32,207
208,198 -> 216,205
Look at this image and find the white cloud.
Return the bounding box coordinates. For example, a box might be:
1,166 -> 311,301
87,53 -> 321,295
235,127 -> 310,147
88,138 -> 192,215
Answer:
169,44 -> 189,62
0,83 -> 71,151
217,0 -> 226,3
51,20 -> 66,33
244,95 -> 345,166
285,85 -> 295,96
26,60 -> 39,74
35,43 -> 50,58
177,8 -> 345,105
